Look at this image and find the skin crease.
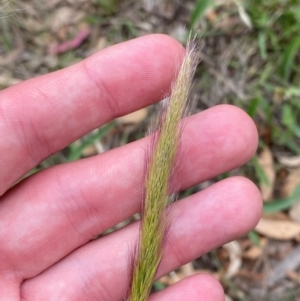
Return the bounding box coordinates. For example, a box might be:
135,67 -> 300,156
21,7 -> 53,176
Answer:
0,34 -> 262,301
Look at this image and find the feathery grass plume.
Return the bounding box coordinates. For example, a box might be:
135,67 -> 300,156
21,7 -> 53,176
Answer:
128,36 -> 199,301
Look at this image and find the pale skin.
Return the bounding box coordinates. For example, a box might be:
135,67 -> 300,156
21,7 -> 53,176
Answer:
0,34 -> 262,300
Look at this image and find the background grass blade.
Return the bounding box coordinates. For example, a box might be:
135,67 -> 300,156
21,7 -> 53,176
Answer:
189,0 -> 214,29
263,184 -> 300,213
279,37 -> 300,80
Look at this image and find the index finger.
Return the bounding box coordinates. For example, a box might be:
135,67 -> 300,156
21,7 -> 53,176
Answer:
0,34 -> 184,195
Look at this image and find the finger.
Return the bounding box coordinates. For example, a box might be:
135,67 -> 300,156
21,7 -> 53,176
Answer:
0,34 -> 184,195
0,278 -> 19,301
20,177 -> 262,301
148,274 -> 224,301
0,105 -> 258,280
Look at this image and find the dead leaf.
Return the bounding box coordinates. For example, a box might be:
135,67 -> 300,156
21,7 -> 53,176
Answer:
82,145 -> 97,157
255,218 -> 300,240
214,17 -> 244,31
169,271 -> 180,283
180,262 -> 195,277
223,241 -> 242,278
0,74 -> 22,87
243,238 -> 267,259
258,147 -> 275,201
280,167 -> 300,222
49,7 -> 74,32
243,246 -> 262,259
136,22 -> 153,32
159,274 -> 175,286
277,154 -> 300,168
117,108 -> 148,125
205,7 -> 218,22
234,0 -> 253,29
48,7 -> 83,33
286,270 -> 300,285
289,201 -> 300,223
170,263 -> 198,283
263,212 -> 290,221
283,167 -> 300,196
95,37 -> 108,52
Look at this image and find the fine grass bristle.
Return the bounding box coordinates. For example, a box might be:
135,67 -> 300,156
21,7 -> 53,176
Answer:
128,37 -> 199,301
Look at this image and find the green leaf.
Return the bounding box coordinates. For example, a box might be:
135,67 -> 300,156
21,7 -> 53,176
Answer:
93,0 -> 119,14
258,30 -> 267,59
279,37 -> 300,80
263,184 -> 300,213
153,281 -> 165,291
282,104 -> 300,137
284,86 -> 300,100
189,0 -> 214,29
259,63 -> 273,84
182,186 -> 196,198
247,97 -> 259,118
248,231 -> 260,246
282,104 -> 295,129
252,155 -> 269,185
286,139 -> 300,155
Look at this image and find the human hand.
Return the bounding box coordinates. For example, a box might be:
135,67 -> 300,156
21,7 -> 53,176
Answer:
0,34 -> 262,301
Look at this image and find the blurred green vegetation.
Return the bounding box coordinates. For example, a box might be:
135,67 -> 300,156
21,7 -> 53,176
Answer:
191,0 -> 300,200
245,0 -> 300,154
189,1 -> 300,299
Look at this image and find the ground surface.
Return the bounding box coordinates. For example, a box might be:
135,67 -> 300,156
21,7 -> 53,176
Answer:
1,1 -> 300,300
